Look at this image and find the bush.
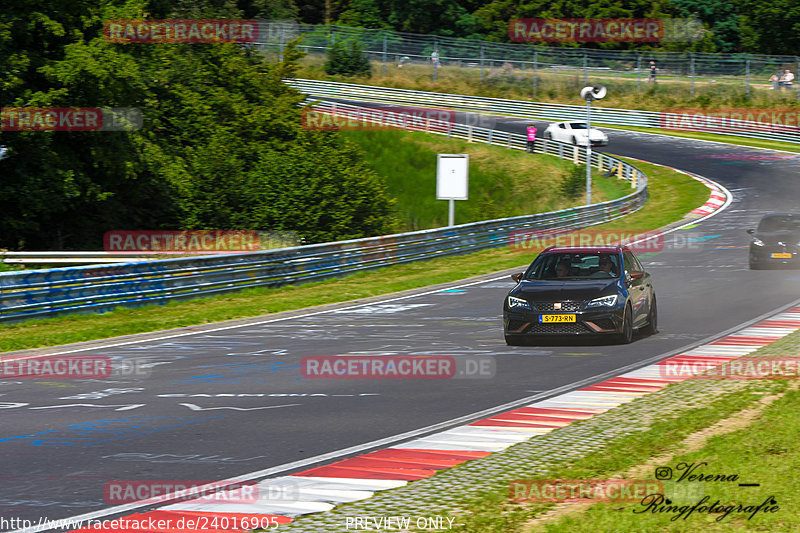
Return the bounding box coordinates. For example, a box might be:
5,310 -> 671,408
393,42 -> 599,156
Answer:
324,40 -> 372,77
560,164 -> 586,199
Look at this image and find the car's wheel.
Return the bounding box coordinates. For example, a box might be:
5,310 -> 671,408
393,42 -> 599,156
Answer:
545,131 -> 552,140
617,304 -> 634,344
571,136 -> 578,145
642,295 -> 658,335
505,335 -> 525,346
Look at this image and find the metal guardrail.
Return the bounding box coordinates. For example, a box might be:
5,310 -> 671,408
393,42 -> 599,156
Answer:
0,107 -> 646,324
289,78 -> 800,144
0,251 -> 275,266
2,252 -> 169,265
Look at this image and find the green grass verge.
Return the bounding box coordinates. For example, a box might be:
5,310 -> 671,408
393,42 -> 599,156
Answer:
538,387 -> 799,531
341,130 -> 627,231
445,329 -> 800,532
0,158 -> 707,353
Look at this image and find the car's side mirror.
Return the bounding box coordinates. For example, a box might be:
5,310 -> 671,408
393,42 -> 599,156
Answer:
746,229 -> 755,235
511,273 -> 523,283
630,271 -> 644,280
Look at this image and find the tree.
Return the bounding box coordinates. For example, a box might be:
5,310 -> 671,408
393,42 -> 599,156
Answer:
324,39 -> 372,76
739,0 -> 800,55
0,2 -> 397,249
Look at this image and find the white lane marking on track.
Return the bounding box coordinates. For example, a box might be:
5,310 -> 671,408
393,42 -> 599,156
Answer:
178,403 -> 300,411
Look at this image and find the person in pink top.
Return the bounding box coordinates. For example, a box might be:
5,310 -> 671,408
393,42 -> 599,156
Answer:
526,124 -> 537,153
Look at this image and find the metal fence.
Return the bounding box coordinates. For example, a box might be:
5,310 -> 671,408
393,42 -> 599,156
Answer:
0,111 -> 646,323
290,78 -> 800,144
256,22 -> 800,99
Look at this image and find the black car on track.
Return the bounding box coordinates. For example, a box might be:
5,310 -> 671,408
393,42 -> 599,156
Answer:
503,245 -> 657,345
748,213 -> 800,269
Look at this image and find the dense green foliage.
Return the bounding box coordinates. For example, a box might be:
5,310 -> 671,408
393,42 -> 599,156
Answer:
305,0 -> 800,54
324,40 -> 372,76
0,0 -> 397,249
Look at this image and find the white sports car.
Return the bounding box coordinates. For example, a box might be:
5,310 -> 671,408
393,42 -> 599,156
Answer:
543,121 -> 608,146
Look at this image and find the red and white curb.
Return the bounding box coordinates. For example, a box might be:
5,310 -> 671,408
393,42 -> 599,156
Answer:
62,305 -> 800,532
689,181 -> 727,217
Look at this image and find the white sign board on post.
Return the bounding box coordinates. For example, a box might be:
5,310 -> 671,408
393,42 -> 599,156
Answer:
436,154 -> 469,226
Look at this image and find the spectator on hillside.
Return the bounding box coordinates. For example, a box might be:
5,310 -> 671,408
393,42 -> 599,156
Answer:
526,124 -> 537,153
647,61 -> 658,85
780,69 -> 795,89
769,71 -> 780,90
431,49 -> 440,68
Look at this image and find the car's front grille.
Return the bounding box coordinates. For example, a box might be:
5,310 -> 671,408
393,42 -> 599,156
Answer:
527,322 -> 589,334
534,301 -> 582,312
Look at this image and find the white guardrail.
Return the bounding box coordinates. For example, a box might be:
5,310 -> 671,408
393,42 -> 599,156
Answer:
287,78 -> 800,144
0,99 -> 647,323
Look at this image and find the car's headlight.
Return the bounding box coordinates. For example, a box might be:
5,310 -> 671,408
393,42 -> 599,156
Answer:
586,295 -> 618,308
752,238 -> 765,247
507,296 -> 531,310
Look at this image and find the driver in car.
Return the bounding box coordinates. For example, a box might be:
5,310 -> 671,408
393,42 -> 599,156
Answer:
589,254 -> 615,277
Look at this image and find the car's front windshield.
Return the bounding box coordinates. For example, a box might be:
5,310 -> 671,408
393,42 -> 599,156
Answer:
525,253 -> 620,280
569,123 -> 588,129
757,215 -> 800,232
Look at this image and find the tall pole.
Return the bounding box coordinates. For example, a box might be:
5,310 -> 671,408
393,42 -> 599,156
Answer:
636,53 -> 642,91
586,99 -> 592,205
745,56 -> 750,98
382,33 -> 387,77
533,49 -> 538,96
433,39 -> 438,82
797,58 -> 800,101
583,51 -> 588,86
480,45 -> 485,83
448,199 -> 455,226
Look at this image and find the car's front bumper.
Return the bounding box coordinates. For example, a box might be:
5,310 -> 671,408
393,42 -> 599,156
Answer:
503,305 -> 625,337
750,246 -> 800,268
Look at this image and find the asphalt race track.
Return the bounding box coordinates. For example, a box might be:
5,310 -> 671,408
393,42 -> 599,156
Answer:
3,102 -> 800,530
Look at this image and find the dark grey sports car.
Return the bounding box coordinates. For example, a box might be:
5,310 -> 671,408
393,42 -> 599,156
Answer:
503,245 -> 657,345
748,213 -> 800,269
